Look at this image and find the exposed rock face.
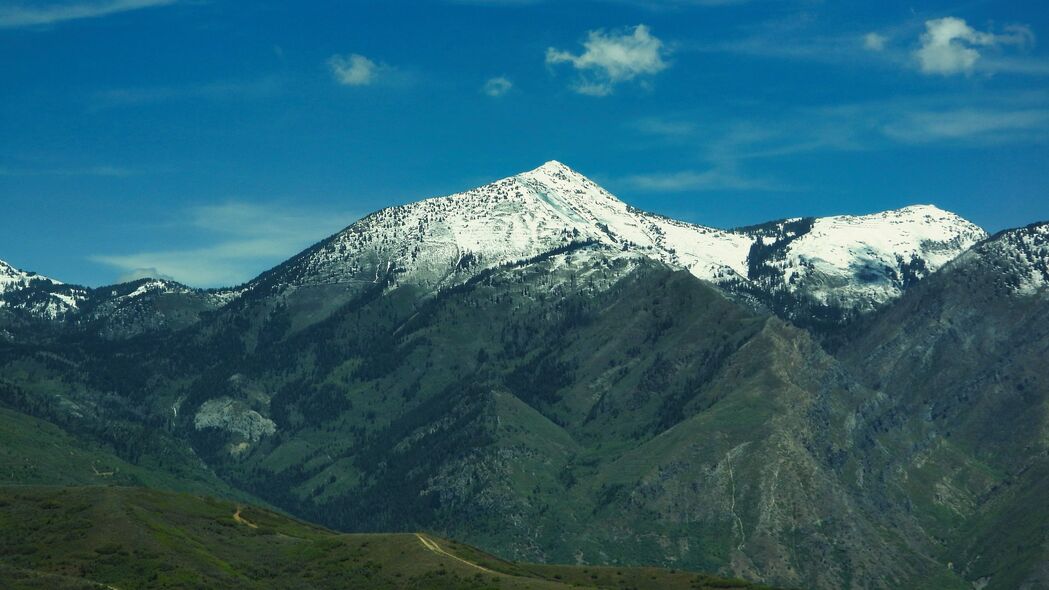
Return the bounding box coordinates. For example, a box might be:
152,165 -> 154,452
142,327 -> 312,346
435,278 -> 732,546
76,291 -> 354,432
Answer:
194,397 -> 276,442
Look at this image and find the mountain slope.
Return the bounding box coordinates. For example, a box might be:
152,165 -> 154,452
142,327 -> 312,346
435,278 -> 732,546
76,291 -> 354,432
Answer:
839,221 -> 1049,590
161,243 -> 963,589
0,162 -> 1019,590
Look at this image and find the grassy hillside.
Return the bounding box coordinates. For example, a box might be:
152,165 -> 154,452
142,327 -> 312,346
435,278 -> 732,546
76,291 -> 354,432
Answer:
0,406 -> 243,500
0,486 -> 785,590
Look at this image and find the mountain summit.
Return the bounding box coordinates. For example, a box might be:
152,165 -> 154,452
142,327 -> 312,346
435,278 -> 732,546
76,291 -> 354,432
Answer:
244,161 -> 986,327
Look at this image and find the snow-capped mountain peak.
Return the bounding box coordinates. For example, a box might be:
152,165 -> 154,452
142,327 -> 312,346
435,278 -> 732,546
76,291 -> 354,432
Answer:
0,259 -> 58,289
0,162 -> 993,328
0,259 -> 85,320
247,162 -> 986,324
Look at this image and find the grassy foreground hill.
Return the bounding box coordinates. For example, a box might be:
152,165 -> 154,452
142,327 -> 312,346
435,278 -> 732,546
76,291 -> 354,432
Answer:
0,486 -> 785,590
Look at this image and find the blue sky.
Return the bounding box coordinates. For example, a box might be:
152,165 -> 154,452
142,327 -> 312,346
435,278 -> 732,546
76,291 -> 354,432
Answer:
1,0 -> 1047,287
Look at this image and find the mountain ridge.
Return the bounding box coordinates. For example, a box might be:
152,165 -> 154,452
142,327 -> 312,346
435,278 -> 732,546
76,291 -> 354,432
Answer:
0,161 -> 988,334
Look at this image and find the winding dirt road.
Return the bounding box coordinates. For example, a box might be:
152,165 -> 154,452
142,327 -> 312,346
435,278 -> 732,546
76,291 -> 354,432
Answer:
415,533 -> 497,575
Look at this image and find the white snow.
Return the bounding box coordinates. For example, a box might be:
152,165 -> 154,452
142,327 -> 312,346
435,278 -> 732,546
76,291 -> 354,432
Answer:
280,161 -> 753,297
778,204 -> 986,308
266,161 -> 986,314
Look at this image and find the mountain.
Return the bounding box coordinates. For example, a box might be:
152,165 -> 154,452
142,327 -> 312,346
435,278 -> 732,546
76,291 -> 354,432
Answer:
1,162 -> 984,336
240,161 -> 985,331
838,221 -> 1049,589
1,245 -> 963,588
726,204 -> 985,331
0,263 -> 236,339
0,161 -> 1038,590
0,260 -> 85,322
0,486 -> 782,590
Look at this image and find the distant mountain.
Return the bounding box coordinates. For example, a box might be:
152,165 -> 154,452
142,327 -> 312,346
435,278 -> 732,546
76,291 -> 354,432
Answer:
0,259 -> 85,321
0,264 -> 237,339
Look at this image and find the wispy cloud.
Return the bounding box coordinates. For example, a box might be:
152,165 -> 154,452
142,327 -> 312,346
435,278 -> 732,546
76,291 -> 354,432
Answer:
547,24 -> 668,96
694,15 -> 911,67
881,108 -> 1049,144
326,53 -> 411,88
622,91 -> 1049,191
453,0 -> 759,6
91,77 -> 284,109
863,32 -> 887,52
719,99 -> 1049,158
630,116 -> 696,137
482,76 -> 513,97
0,164 -> 139,177
91,201 -> 358,287
0,0 -> 176,29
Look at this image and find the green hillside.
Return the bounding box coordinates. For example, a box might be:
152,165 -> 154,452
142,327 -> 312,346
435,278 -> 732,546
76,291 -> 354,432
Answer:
0,406 -> 242,500
0,486 -> 784,590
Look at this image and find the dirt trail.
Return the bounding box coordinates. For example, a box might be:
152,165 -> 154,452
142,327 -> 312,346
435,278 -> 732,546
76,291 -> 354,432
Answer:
415,533 -> 497,575
233,507 -> 258,529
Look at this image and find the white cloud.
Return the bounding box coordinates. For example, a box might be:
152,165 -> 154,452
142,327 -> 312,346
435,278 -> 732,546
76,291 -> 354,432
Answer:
116,267 -> 176,283
914,17 -> 1035,76
916,17 -> 995,75
0,0 -> 176,28
92,202 -> 357,287
482,76 -> 513,97
863,32 -> 887,52
621,92 -> 1049,196
546,24 -> 668,96
328,54 -> 382,86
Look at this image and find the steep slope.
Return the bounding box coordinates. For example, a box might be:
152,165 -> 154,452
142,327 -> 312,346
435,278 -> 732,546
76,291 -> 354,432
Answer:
839,221 -> 1049,590
0,486 -> 781,590
165,243 -> 961,589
